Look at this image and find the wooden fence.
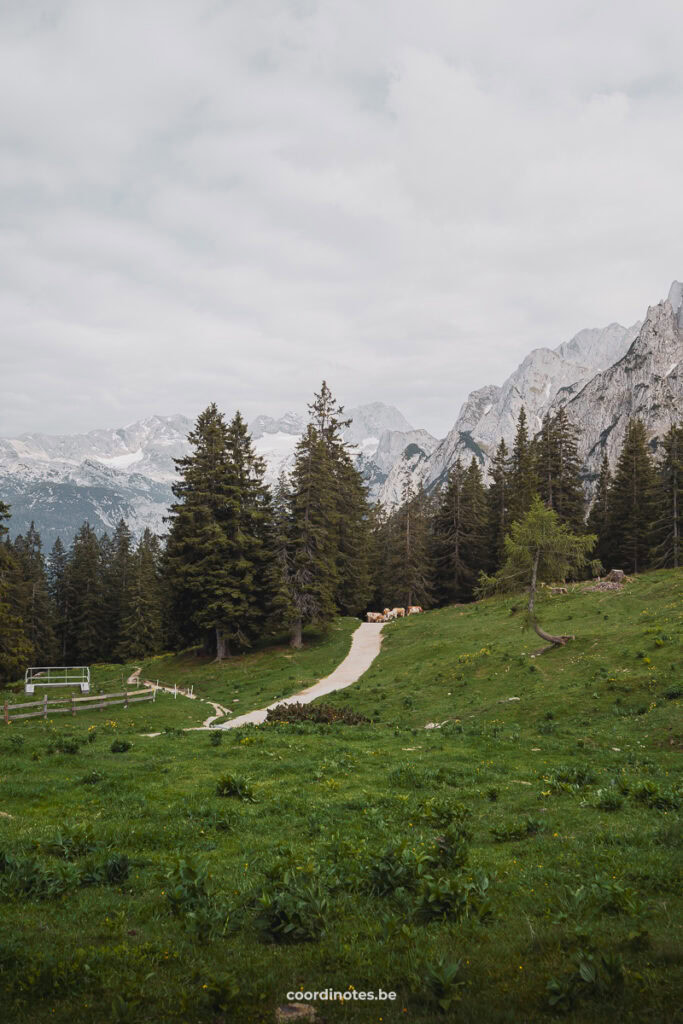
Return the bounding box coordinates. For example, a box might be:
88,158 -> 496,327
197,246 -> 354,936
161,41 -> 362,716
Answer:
3,688 -> 156,723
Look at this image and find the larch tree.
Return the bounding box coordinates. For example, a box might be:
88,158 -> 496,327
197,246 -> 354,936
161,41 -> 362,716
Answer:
477,496 -> 598,649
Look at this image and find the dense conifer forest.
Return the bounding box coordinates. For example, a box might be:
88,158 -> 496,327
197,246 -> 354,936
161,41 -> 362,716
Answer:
1,382 -> 680,683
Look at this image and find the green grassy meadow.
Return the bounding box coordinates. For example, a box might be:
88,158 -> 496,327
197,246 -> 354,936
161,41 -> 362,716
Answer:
0,571 -> 681,1023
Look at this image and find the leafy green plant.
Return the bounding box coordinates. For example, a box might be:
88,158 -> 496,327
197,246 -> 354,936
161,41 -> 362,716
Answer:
110,739 -> 132,754
490,817 -> 545,842
593,788 -> 623,811
417,955 -> 466,1013
255,879 -> 328,943
632,781 -> 680,810
215,773 -> 256,802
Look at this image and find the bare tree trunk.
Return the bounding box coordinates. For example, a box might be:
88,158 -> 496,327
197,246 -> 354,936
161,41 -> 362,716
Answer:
528,546 -> 574,648
215,626 -> 229,661
290,618 -> 303,649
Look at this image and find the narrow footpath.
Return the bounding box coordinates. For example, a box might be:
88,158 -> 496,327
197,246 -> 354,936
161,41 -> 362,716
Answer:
216,621 -> 384,730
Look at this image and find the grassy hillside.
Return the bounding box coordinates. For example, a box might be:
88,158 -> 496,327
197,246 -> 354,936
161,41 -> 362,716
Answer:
0,573 -> 680,1023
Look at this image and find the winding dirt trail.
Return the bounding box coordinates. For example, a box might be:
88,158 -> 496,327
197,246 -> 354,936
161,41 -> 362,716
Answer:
126,668 -> 230,731
128,621 -> 384,735
216,621 -> 384,730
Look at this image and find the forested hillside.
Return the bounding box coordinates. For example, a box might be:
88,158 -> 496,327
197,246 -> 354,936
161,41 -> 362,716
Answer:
1,380 -> 680,682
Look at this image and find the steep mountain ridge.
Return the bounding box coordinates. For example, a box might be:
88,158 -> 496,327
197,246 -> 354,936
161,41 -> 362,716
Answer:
378,286 -> 676,508
1,281 -> 680,540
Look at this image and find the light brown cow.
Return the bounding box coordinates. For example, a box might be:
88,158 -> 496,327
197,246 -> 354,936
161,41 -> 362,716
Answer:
391,607 -> 406,619
366,611 -> 386,623
407,606 -> 423,615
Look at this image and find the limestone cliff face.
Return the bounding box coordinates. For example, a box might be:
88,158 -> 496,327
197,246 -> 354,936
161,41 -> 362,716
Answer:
551,285 -> 682,483
378,285 -> 677,509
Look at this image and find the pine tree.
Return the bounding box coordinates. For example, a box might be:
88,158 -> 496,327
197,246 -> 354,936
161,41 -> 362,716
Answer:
220,410 -> 275,650
165,404 -> 233,656
607,420 -> 657,574
384,481 -> 433,609
0,502 -> 32,682
165,404 -> 276,658
306,384 -> 372,617
101,519 -> 134,660
283,422 -> 340,647
67,522 -> 106,664
486,438 -> 511,571
650,423 -> 683,569
537,409 -> 585,529
586,453 -> 613,570
118,530 -> 164,659
47,538 -> 70,663
432,458 -> 487,604
509,407 -> 539,524
12,522 -> 56,665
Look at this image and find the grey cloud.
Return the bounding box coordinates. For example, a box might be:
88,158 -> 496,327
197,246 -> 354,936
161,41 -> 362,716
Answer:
1,0 -> 682,438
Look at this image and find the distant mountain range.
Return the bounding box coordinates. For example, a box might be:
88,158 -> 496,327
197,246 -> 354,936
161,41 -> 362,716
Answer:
1,281 -> 680,546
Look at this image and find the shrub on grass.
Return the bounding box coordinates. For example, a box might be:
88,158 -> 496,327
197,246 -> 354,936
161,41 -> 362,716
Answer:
55,737 -> 80,755
541,764 -> 597,793
209,731 -> 222,746
415,870 -> 492,923
491,817 -> 546,842
215,773 -> 256,802
632,781 -> 680,811
593,788 -> 624,811
255,879 -> 328,943
265,701 -> 369,725
110,739 -> 132,754
416,956 -> 466,1013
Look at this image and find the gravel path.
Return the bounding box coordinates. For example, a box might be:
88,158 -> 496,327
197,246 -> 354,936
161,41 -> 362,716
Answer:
215,621 -> 384,730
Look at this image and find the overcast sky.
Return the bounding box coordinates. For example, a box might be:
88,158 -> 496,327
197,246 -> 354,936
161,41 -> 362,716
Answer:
1,0 -> 682,439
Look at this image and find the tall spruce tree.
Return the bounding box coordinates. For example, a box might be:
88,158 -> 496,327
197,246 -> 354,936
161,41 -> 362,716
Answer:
509,407 -> 539,524
586,453 -> 613,570
118,530 -> 164,659
12,522 -> 55,665
165,404 -> 233,656
101,519 -> 134,660
220,410 -> 275,650
165,404 -> 275,658
650,423 -> 682,569
383,480 -> 433,609
272,382 -> 371,647
432,457 -> 487,604
47,538 -> 70,663
536,409 -> 585,529
607,419 -> 657,574
67,522 -> 106,664
486,438 -> 511,571
307,384 -> 371,616
282,422 -> 340,647
0,502 -> 32,682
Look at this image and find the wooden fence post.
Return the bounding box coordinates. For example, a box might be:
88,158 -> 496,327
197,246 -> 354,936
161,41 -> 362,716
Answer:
124,692 -> 129,709
4,702 -> 7,725
71,694 -> 75,717
43,695 -> 48,720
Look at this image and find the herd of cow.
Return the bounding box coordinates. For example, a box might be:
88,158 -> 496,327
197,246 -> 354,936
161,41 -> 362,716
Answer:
366,606 -> 423,623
